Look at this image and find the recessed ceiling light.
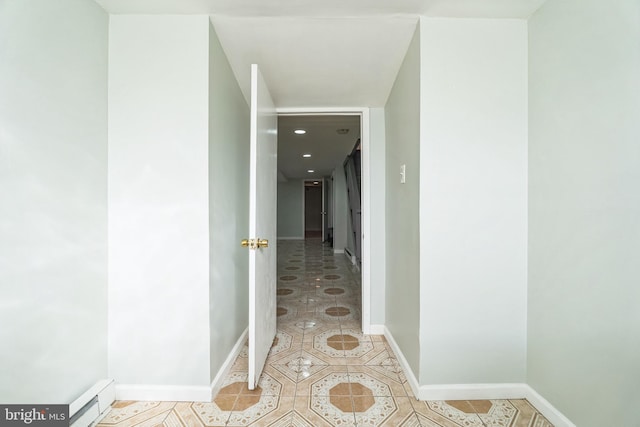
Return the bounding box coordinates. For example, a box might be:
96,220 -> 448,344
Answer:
307,169 -> 314,173
294,129 -> 306,135
302,154 -> 311,158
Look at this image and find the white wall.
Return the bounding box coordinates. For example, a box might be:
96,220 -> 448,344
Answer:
208,22 -> 250,384
0,0 -> 108,403
368,108 -> 386,325
277,180 -> 304,239
528,1 -> 640,425
419,18 -> 528,384
332,167 -> 349,252
384,25 -> 421,378
108,16 -> 211,388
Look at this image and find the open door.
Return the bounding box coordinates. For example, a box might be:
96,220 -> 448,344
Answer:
322,178 -> 329,242
245,64 -> 277,389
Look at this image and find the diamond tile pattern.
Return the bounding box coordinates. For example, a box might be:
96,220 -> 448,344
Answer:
98,239 -> 553,427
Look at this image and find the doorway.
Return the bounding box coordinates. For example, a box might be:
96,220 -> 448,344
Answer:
276,109 -> 371,333
304,180 -> 323,239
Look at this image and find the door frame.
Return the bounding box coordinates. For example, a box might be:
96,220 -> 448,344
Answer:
277,107 -> 372,334
302,179 -> 323,238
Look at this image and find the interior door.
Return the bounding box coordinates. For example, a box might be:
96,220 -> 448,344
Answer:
247,64 -> 277,390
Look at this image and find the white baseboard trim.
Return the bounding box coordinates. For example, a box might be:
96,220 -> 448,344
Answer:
418,383 -> 528,400
383,326 -> 420,399
524,385 -> 576,427
115,384 -> 211,402
383,327 -> 575,426
367,324 -> 385,335
210,327 -> 248,399
333,249 -> 345,254
278,237 -> 304,240
115,328 -> 248,403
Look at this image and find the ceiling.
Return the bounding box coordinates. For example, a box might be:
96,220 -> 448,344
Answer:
210,16 -> 417,107
96,0 -> 546,19
278,115 -> 361,180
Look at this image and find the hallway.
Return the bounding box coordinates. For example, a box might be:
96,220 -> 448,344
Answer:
98,239 -> 552,426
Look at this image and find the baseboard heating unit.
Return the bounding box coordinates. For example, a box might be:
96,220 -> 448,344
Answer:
69,380 -> 115,427
344,247 -> 357,265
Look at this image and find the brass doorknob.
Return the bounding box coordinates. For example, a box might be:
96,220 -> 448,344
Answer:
241,238 -> 267,249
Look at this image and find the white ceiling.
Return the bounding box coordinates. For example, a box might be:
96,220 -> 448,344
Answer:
211,16 -> 418,107
96,0 -> 546,19
278,115 -> 361,180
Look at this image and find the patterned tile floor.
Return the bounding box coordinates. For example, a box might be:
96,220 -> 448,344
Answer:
98,239 -> 553,427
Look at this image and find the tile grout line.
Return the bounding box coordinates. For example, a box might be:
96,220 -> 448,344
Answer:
157,402 -> 178,427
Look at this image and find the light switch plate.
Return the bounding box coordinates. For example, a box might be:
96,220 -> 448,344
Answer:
400,164 -> 406,184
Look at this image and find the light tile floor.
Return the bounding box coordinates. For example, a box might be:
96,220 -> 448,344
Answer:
98,239 -> 553,427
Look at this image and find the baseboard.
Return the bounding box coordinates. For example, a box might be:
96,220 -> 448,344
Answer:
210,327 -> 248,399
524,385 -> 576,427
383,326 -> 420,399
333,249 -> 344,254
114,328 -> 248,403
367,324 -> 385,335
115,384 -> 212,402
278,237 -> 304,240
383,327 -> 575,426
418,383 -> 528,400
